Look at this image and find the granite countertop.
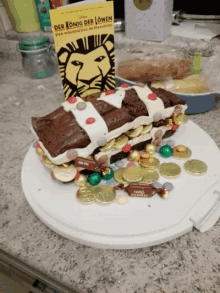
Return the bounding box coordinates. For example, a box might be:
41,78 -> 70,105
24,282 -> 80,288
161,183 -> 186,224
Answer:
1,54 -> 220,293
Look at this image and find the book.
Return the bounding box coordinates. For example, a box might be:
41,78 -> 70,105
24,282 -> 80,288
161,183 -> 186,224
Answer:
49,1 -> 115,100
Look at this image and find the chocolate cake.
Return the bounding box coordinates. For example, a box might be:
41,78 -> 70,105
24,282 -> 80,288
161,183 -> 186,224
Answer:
32,84 -> 187,168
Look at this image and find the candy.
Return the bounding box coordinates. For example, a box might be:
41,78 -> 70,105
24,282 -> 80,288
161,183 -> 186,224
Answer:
86,117 -> 95,124
88,172 -> 102,186
159,163 -> 181,179
115,161 -> 124,168
114,168 -> 127,184
76,102 -> 86,110
97,136 -> 108,146
101,167 -> 114,180
122,144 -> 131,153
153,113 -> 162,122
148,93 -> 157,100
128,150 -> 140,162
66,149 -> 78,161
152,182 -> 163,189
122,166 -> 143,183
184,159 -> 207,176
93,185 -> 115,205
167,140 -> 175,147
145,143 -> 156,155
68,96 -> 77,103
74,174 -> 87,187
163,182 -> 174,191
159,145 -> 173,158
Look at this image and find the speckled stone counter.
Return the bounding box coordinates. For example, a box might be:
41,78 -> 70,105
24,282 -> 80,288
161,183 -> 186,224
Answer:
1,57 -> 220,293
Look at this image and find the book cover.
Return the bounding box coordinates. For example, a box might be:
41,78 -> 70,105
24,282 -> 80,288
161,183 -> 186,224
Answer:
49,1 -> 115,100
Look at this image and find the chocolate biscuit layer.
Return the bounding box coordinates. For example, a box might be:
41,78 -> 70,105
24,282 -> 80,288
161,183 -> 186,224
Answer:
32,88 -> 185,158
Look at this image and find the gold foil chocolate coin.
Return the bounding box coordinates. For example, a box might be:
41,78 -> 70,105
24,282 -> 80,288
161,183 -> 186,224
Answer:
141,124 -> 153,135
74,174 -> 87,187
184,159 -> 207,176
172,145 -> 192,160
159,162 -> 181,179
145,143 -> 156,155
115,194 -> 128,205
53,164 -> 77,182
113,134 -> 129,150
76,186 -> 95,205
36,147 -> 44,157
114,168 -> 127,184
122,166 -> 143,183
41,155 -> 54,169
141,170 -> 159,184
174,113 -> 188,125
126,126 -> 143,138
100,138 -> 115,152
93,185 -> 115,205
139,157 -> 160,170
128,150 -> 140,162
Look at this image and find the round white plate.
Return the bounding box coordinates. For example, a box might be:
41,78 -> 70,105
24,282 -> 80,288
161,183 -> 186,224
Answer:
21,120 -> 220,249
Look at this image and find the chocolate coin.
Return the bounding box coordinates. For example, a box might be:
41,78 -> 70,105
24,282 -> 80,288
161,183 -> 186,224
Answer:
126,126 -> 143,138
41,155 -> 54,168
172,145 -> 192,160
139,157 -> 160,170
174,113 -> 188,125
100,138 -> 115,152
114,168 -> 127,184
115,194 -> 128,205
113,134 -> 129,150
159,162 -> 181,179
128,150 -> 140,162
74,174 -> 87,187
141,169 -> 159,184
53,164 -> 77,182
36,147 -> 44,157
76,186 -> 95,205
141,124 -> 153,135
93,185 -> 115,205
122,166 -> 143,183
184,159 -> 207,176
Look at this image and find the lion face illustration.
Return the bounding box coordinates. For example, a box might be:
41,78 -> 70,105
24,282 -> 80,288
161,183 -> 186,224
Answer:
58,34 -> 115,99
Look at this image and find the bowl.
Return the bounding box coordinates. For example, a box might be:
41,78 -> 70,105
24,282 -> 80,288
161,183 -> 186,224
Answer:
115,76 -> 220,115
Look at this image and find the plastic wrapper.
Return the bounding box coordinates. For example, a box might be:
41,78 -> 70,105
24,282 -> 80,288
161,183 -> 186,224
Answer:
151,74 -> 210,94
115,42 -> 193,83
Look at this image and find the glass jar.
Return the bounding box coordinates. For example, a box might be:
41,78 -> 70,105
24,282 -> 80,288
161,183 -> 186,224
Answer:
18,37 -> 56,79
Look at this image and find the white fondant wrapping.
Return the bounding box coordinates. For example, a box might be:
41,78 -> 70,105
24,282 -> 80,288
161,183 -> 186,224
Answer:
97,89 -> 126,109
62,98 -> 109,157
32,85 -> 188,165
132,86 -> 165,116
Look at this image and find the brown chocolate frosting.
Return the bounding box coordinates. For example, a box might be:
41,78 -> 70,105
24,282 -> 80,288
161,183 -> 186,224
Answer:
32,87 -> 185,158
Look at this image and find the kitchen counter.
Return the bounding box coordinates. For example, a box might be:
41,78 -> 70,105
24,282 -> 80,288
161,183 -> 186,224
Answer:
1,57 -> 220,293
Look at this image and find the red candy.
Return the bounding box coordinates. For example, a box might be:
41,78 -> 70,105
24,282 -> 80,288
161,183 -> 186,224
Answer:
75,170 -> 80,180
68,96 -> 77,103
127,162 -> 135,167
122,144 -> 131,153
172,125 -> 179,130
148,93 -> 157,100
86,117 -> 95,124
121,83 -> 129,88
37,142 -> 41,149
105,90 -> 114,96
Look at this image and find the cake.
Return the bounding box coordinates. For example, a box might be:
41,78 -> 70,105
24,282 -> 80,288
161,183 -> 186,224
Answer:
32,83 -> 188,182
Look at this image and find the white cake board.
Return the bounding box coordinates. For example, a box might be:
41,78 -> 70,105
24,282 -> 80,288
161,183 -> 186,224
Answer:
21,121 -> 220,249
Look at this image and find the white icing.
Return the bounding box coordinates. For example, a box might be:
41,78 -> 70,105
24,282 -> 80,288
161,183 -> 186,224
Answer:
97,89 -> 126,108
133,86 -> 165,116
32,85 -> 188,165
62,98 -> 108,156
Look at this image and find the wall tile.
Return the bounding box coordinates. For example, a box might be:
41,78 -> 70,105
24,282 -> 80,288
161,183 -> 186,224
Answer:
0,38 -> 9,53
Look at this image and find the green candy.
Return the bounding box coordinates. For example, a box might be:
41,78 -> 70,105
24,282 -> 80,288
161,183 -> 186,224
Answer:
101,167 -> 114,181
159,145 -> 173,158
88,172 -> 101,186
